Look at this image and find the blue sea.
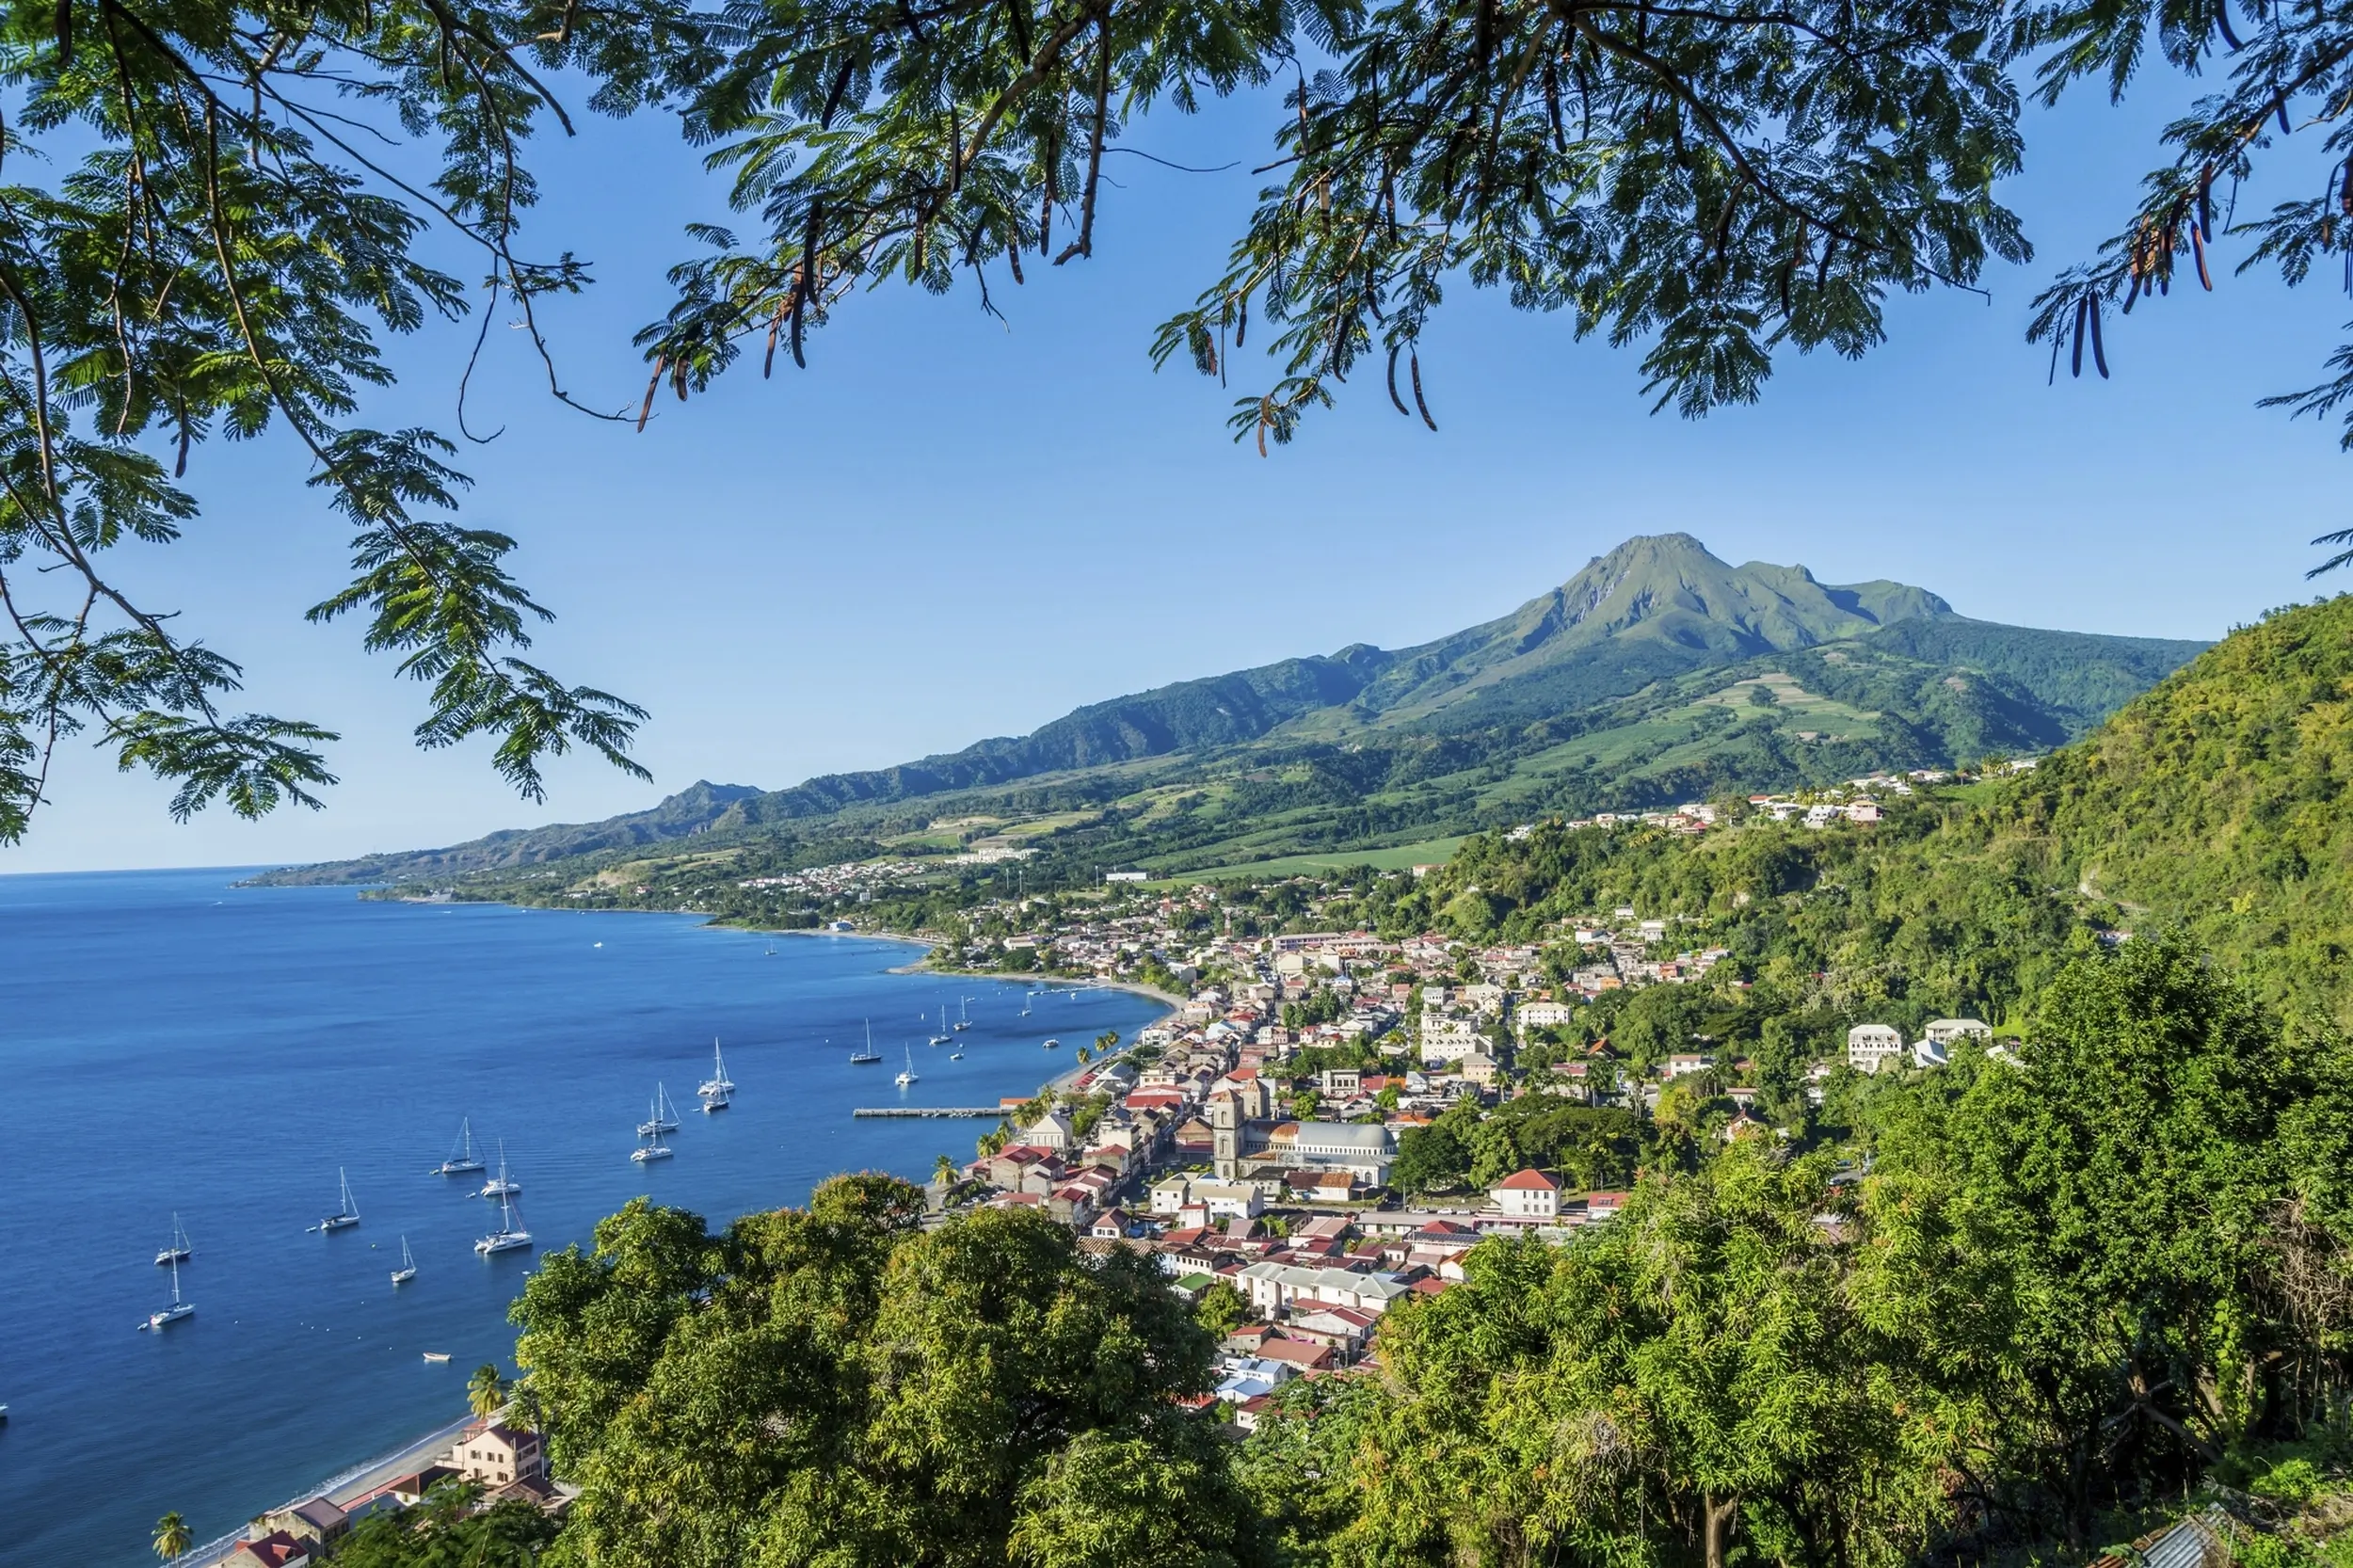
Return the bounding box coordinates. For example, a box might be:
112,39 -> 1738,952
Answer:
0,868 -> 1160,1566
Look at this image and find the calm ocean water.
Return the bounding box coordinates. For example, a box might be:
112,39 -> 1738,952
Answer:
0,868 -> 1159,1566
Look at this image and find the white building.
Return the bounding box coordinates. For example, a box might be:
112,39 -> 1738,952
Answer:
1847,1024 -> 1905,1074
1419,1017 -> 1486,1065
1923,1017 -> 1993,1048
1490,1168 -> 1561,1219
1235,1261 -> 1412,1319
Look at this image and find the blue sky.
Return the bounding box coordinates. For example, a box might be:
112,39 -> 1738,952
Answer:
11,63 -> 2348,872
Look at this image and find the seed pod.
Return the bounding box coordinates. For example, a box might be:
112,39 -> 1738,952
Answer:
1411,350 -> 1437,431
2123,271 -> 2140,313
2280,102 -> 2292,136
1236,296 -> 1248,348
1386,344 -> 1411,417
2200,168 -> 2215,237
2338,157 -> 2352,216
2071,296 -> 2088,378
2089,294 -> 2108,378
2217,5 -> 2244,46
2192,222 -> 2213,289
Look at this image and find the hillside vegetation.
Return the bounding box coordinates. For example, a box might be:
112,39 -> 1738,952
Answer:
255,535 -> 2203,894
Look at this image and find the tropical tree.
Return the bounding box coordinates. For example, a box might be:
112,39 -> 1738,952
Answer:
933,1152 -> 959,1187
467,1363 -> 506,1422
1288,1142 -> 1958,1568
152,1512 -> 192,1561
513,1176 -> 1231,1566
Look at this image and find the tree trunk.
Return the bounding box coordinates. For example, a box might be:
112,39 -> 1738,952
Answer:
1705,1493 -> 1739,1568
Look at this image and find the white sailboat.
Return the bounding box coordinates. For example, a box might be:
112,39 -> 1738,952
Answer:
437,1118 -> 486,1176
697,1038 -> 734,1099
153,1213 -> 193,1267
850,1019 -> 881,1064
632,1090 -> 676,1162
895,1045 -> 919,1088
392,1236 -> 418,1286
144,1251 -> 194,1331
927,1007 -> 952,1047
475,1189 -> 532,1255
319,1168 -> 360,1232
952,997 -> 971,1032
479,1143 -> 521,1199
637,1084 -> 680,1135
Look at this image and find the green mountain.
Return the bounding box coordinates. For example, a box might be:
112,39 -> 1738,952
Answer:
259,534 -> 2208,890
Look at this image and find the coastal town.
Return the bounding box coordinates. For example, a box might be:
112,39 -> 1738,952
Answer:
888,772 -> 2005,1431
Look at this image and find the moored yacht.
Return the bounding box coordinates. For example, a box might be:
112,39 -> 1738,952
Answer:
437,1118 -> 486,1176
895,1045 -> 919,1088
637,1084 -> 680,1136
153,1213 -> 193,1267
475,1190 -> 532,1255
927,1007 -> 952,1047
319,1168 -> 360,1232
479,1144 -> 520,1199
850,1020 -> 881,1064
632,1089 -> 676,1162
696,1038 -> 734,1099
144,1252 -> 193,1331
392,1235 -> 418,1286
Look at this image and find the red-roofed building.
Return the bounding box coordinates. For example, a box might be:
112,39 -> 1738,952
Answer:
231,1532 -> 312,1568
1490,1168 -> 1561,1219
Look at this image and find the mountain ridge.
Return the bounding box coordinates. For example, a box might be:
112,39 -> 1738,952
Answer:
259,535 -> 2209,885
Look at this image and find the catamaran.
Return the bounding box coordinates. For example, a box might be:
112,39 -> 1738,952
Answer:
153,1213 -> 193,1267
392,1236 -> 418,1286
475,1189 -> 532,1255
927,1007 -> 952,1047
144,1251 -> 194,1331
632,1090 -> 676,1162
697,1038 -> 734,1099
895,1045 -> 919,1088
480,1143 -> 520,1199
437,1118 -> 486,1176
849,1020 -> 882,1064
319,1168 -> 360,1232
637,1083 -> 681,1135
952,998 -> 971,1032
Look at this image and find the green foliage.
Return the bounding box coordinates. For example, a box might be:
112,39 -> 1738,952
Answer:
0,0 -> 672,844
1999,597 -> 2353,1020
333,1492 -> 558,1568
1278,1144 -> 1949,1568
1193,1281 -> 1248,1338
513,1175 -> 1226,1567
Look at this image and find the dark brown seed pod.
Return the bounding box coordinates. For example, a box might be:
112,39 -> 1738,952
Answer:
637,358 -> 664,431
2280,102 -> 2293,136
2072,296 -> 2088,378
2217,5 -> 2244,47
2338,157 -> 2352,216
1411,351 -> 1437,431
1237,296 -> 1248,348
2123,272 -> 2140,313
2193,223 -> 2213,290
2089,294 -> 2108,378
2200,168 -> 2215,237
1387,344 -> 1411,417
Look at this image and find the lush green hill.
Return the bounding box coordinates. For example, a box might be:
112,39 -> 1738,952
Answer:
1995,595 -> 2353,1012
253,535 -> 2205,891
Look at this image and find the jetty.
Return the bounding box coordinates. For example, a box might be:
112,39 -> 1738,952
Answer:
852,1107 -> 1004,1118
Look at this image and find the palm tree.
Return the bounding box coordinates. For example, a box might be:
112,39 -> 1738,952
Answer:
152,1512 -> 192,1561
467,1363 -> 505,1421
932,1153 -> 957,1187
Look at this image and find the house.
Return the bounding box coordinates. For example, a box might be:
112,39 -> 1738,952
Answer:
1285,1304 -> 1379,1358
1418,1018 -> 1486,1065
1490,1168 -> 1561,1220
1319,1067 -> 1363,1097
1460,1052 -> 1500,1087
1235,1261 -> 1412,1318
1088,1208 -> 1133,1239
1150,1176 -> 1196,1216
1659,1053 -> 1715,1080
1515,1000 -> 1576,1032
1191,1181 -> 1265,1222
1846,1023 -> 1905,1074
1020,1104 -> 1078,1154
450,1422 -> 545,1489
1923,1017 -> 1993,1049
230,1534 -> 312,1568
256,1497 -> 347,1550
1257,1337 -> 1337,1374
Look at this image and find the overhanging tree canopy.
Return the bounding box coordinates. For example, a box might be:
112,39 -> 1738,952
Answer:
0,0 -> 2340,844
